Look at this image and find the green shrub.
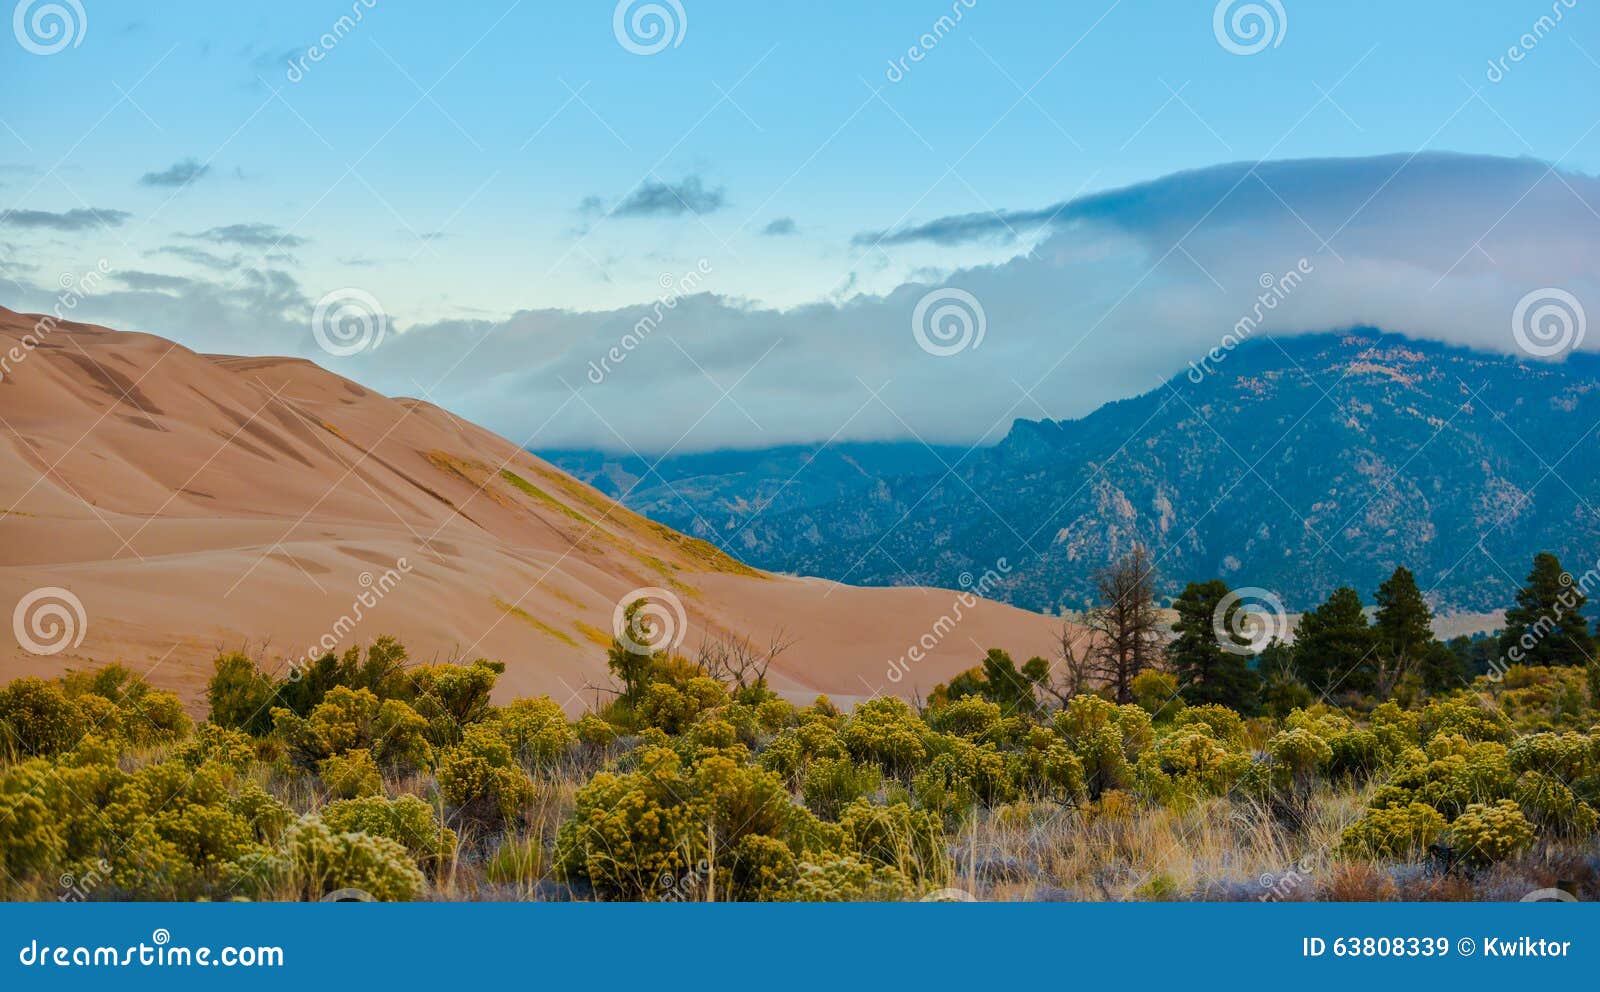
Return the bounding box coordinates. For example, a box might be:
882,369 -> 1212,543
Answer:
1449,799 -> 1535,866
802,757 -> 881,820
1513,770 -> 1598,838
322,794 -> 456,872
231,815 -> 425,901
206,654 -> 279,736
496,696 -> 576,767
435,725 -> 536,825
1339,802 -> 1447,859
0,678 -> 86,758
318,749 -> 383,799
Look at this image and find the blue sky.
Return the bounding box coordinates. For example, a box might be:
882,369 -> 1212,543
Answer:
3,1 -> 1599,450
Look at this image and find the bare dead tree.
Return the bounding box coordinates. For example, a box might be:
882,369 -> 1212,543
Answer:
1086,546 -> 1163,704
695,628 -> 795,693
1038,613 -> 1098,707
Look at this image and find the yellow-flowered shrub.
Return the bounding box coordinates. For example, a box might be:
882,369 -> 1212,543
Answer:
1449,799 -> 1535,866
0,678 -> 86,759
1339,801 -> 1447,859
435,724 -> 537,825
495,696 -> 576,767
318,749 -> 383,799
321,794 -> 456,872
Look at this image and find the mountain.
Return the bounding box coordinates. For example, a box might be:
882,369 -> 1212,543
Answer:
0,307 -> 1064,707
542,441 -> 967,544
554,331 -> 1600,614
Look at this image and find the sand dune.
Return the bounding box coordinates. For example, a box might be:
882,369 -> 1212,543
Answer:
0,308 -> 1066,710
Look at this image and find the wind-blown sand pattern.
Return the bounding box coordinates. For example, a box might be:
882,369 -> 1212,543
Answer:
0,308 -> 1064,709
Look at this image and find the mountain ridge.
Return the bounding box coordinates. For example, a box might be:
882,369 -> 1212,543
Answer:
550,329 -> 1600,614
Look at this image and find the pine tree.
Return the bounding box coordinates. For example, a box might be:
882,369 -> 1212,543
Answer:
1166,580 -> 1261,712
1372,566 -> 1436,698
1497,553 -> 1595,669
1291,586 -> 1373,697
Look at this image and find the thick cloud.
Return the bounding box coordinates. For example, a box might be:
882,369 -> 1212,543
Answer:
21,152 -> 1600,454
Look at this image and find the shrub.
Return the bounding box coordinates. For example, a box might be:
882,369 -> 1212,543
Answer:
0,678 -> 86,758
1131,670 -> 1184,721
925,697 -> 1005,741
496,696 -> 576,767
404,659 -> 504,745
790,853 -> 914,902
728,833 -> 797,901
322,795 -> 456,872
1173,704 -> 1245,748
175,723 -> 258,771
575,713 -> 618,748
1339,802 -> 1447,859
232,815 -> 425,901
206,654 -> 278,736
802,757 -> 881,820
841,698 -> 929,778
435,725 -> 537,825
838,799 -> 949,888
1449,800 -> 1535,866
1513,770 -> 1599,838
319,749 -> 383,799
1266,728 -> 1333,792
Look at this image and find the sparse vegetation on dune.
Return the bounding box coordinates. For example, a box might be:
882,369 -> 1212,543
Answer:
1,582 -> 1596,900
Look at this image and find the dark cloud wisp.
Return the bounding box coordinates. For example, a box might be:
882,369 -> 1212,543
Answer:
139,158 -> 211,188
1,207 -> 133,231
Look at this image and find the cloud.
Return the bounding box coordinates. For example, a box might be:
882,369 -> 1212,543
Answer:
583,175 -> 726,219
115,271 -> 199,293
761,217 -> 798,237
1,207 -> 132,231
139,158 -> 211,188
185,222 -> 306,249
152,245 -> 241,270
49,152 -> 1600,454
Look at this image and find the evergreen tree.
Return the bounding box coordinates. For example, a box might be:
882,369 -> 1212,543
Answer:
1497,552 -> 1595,668
1372,566 -> 1436,698
1167,579 -> 1261,713
1291,586 -> 1373,697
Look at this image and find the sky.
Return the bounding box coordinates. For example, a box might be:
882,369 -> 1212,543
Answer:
3,0 -> 1599,451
